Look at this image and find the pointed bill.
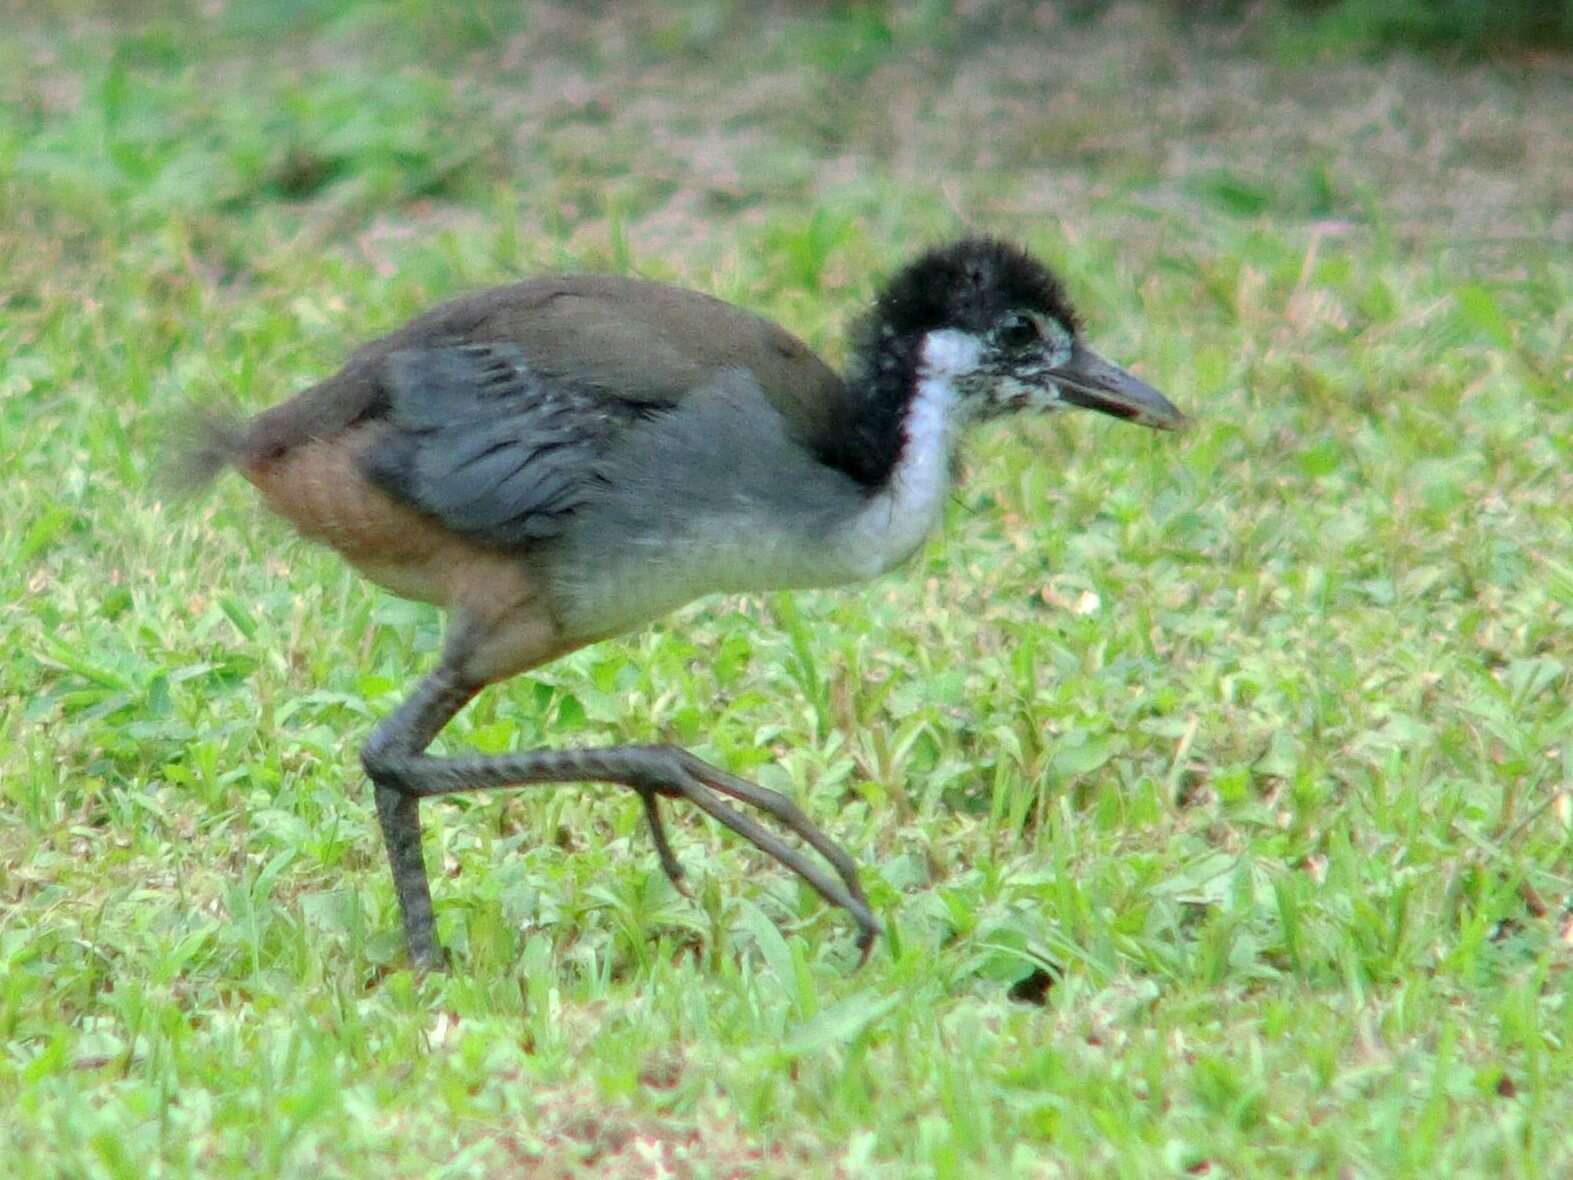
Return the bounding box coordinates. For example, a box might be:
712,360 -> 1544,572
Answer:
1054,341 -> 1188,431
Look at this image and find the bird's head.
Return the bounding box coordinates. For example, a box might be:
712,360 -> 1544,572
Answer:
869,237 -> 1187,433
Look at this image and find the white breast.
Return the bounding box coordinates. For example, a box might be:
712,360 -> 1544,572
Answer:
827,329 -> 978,579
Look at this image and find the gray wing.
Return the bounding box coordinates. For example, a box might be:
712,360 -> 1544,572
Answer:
362,343 -> 648,547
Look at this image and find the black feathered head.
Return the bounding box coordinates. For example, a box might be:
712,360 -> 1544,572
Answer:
827,237 -> 1185,488
873,237 -> 1080,343
865,236 -> 1184,428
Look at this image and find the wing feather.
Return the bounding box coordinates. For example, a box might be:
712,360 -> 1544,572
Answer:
362,343 -> 623,547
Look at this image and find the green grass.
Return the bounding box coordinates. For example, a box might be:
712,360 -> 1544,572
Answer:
4,2 -> 1572,1175
1274,0 -> 1573,56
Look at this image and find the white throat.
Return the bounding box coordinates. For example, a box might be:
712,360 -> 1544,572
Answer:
831,329 -> 980,579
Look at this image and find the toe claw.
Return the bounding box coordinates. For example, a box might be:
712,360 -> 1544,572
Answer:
852,914 -> 882,969
666,864 -> 692,899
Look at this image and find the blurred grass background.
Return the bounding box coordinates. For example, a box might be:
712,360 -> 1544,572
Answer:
3,1 -> 1571,1176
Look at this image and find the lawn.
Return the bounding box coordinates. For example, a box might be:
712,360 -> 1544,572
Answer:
3,2 -> 1571,1175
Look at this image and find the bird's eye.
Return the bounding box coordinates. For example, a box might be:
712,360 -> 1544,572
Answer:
998,313 -> 1039,350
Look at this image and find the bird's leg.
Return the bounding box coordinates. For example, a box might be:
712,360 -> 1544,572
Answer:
362,669 -> 881,966
361,668 -> 479,970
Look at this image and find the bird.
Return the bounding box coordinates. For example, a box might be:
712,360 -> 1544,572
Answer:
181,236 -> 1186,970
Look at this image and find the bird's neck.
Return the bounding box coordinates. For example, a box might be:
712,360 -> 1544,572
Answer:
807,327 -> 979,581
822,323 -> 976,490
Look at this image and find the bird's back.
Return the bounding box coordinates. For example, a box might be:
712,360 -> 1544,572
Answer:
187,275 -> 849,634
238,274 -> 844,468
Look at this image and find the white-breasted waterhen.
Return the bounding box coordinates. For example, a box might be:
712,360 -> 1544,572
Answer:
184,237 -> 1187,969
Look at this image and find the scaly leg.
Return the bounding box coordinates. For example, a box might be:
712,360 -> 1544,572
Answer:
361,665 -> 880,969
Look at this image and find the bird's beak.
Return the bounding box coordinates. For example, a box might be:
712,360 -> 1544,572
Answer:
1053,341 -> 1188,432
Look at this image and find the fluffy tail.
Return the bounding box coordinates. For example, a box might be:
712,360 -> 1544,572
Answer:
162,405 -> 253,497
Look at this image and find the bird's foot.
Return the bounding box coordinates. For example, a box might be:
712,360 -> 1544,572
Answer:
635,747 -> 883,964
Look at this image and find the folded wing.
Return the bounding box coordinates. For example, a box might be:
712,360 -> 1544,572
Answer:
362,343 -> 649,547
